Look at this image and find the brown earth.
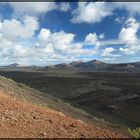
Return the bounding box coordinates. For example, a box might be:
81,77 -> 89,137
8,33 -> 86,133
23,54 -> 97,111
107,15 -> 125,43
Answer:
0,91 -> 128,138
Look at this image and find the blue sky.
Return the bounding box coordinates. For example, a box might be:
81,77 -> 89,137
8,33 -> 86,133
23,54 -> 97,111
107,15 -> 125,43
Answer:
0,2 -> 140,66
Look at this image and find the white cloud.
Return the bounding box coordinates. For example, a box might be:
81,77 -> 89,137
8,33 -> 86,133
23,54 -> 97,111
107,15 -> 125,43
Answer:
98,18 -> 140,56
0,22 -> 2,30
114,2 -> 140,15
38,29 -> 75,51
102,47 -> 115,57
52,31 -> 75,50
85,33 -> 98,44
103,57 -> 116,61
84,32 -> 103,48
11,45 -> 29,58
84,32 -> 106,47
59,2 -> 70,12
38,28 -> 51,42
71,2 -> 113,24
7,2 -> 70,17
9,2 -> 57,16
115,17 -> 125,24
4,3 -> 140,65
99,33 -> 105,39
119,47 -> 135,55
71,2 -> 140,24
0,36 -> 13,49
6,2 -> 140,26
119,18 -> 139,44
86,17 -> 140,56
0,21 -> 100,65
0,16 -> 38,65
39,29 -> 99,62
99,39 -> 122,47
0,16 -> 38,41
119,18 -> 140,55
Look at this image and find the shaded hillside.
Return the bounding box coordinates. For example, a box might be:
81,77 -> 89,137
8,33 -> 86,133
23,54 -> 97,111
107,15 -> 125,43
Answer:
0,71 -> 139,129
0,75 -> 128,134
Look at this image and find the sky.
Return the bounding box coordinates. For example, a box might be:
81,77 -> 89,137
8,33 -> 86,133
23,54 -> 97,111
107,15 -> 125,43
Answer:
1,2 -> 140,66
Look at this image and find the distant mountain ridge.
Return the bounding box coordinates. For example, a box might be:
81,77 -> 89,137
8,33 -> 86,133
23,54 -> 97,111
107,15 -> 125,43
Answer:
1,60 -> 140,72
0,63 -> 28,68
43,60 -> 140,72
0,63 -> 39,68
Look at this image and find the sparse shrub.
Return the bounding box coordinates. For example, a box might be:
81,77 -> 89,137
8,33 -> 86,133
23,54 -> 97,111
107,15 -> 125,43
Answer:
21,96 -> 26,101
39,103 -> 48,108
17,82 -> 26,88
128,127 -> 140,138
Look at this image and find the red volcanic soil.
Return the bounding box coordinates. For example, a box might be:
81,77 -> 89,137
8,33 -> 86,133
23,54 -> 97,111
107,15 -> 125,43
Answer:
0,91 -> 128,138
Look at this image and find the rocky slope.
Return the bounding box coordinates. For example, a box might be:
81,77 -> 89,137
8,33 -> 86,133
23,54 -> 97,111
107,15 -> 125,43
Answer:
0,91 -> 127,138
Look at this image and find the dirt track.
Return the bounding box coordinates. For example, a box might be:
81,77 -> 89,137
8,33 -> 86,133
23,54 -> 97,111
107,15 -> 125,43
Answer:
0,91 -> 128,138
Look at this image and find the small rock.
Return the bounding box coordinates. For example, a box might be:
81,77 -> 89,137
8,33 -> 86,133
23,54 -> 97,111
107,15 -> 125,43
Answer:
1,116 -> 5,121
47,119 -> 53,123
77,119 -> 84,124
9,121 -> 17,126
5,109 -> 9,112
12,117 -> 18,122
58,112 -> 65,117
40,132 -> 47,137
23,112 -> 26,116
29,125 -> 32,128
63,124 -> 69,129
33,116 -> 38,119
0,123 -> 3,127
4,110 -> 9,115
9,111 -> 14,115
80,133 -> 85,137
69,123 -> 75,128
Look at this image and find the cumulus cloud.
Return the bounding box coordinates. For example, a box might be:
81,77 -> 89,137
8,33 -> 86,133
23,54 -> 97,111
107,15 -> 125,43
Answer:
3,2 -> 140,65
59,2 -> 71,12
38,29 -> 75,51
84,32 -> 106,48
38,28 -> 51,42
119,18 -> 140,55
102,47 -> 115,57
119,18 -> 139,44
71,2 -> 140,24
37,29 -> 97,62
8,2 -> 57,16
0,16 -> 40,64
71,2 -> 113,24
97,18 -> 140,56
0,17 -> 99,65
85,32 -> 106,48
0,16 -> 38,41
85,33 -> 98,44
114,2 -> 140,15
103,57 -> 116,61
82,17 -> 140,57
115,17 -> 125,24
7,2 -> 70,16
99,33 -> 105,39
